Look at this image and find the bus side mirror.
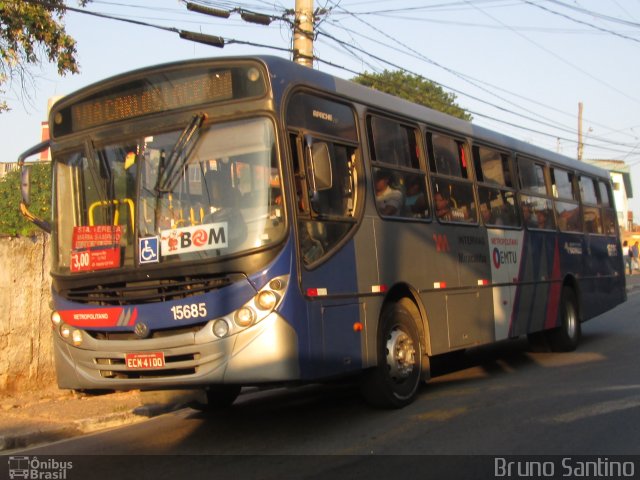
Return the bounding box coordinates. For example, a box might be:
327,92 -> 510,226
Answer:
18,140 -> 52,234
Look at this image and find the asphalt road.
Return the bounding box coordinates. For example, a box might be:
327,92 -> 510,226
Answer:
15,288 -> 640,478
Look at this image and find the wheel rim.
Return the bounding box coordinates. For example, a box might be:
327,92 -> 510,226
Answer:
385,327 -> 417,382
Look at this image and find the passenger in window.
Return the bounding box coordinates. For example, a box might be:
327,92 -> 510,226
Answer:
521,203 -> 536,228
434,191 -> 452,220
559,207 -> 580,231
480,203 -> 494,225
374,169 -> 403,216
535,209 -> 553,229
403,175 -> 427,218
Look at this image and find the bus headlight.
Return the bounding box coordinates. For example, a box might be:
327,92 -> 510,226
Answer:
72,329 -> 83,346
234,307 -> 256,327
60,324 -> 72,339
51,311 -> 62,326
256,290 -> 277,311
212,319 -> 230,338
209,275 -> 288,339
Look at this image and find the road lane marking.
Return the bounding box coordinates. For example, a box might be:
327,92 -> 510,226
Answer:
546,397 -> 640,424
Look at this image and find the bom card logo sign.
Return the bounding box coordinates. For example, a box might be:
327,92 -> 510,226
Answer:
160,222 -> 228,256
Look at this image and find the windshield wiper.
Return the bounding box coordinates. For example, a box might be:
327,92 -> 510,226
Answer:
156,112 -> 207,193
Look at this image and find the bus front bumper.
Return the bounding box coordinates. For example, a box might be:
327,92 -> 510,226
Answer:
53,312 -> 300,391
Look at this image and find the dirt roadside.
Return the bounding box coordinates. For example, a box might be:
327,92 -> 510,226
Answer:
0,386 -> 203,452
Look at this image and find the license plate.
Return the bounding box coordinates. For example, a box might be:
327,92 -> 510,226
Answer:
125,352 -> 165,370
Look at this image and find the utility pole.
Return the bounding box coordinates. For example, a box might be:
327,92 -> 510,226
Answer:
577,101 -> 584,161
293,0 -> 314,68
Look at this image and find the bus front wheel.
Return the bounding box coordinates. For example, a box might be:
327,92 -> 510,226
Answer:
547,286 -> 580,352
193,385 -> 241,411
361,298 -> 423,409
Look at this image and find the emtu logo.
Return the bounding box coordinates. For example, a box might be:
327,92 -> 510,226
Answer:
433,234 -> 450,252
493,247 -> 502,269
492,247 -> 518,269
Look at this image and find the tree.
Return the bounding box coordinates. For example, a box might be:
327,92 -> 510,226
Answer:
352,70 -> 472,121
0,163 -> 51,236
0,1 -> 88,113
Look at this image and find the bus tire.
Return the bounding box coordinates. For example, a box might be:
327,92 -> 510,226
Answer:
195,385 -> 241,410
547,286 -> 580,352
361,298 -> 422,409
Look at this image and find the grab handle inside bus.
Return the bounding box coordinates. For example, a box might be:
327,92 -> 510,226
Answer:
18,140 -> 52,233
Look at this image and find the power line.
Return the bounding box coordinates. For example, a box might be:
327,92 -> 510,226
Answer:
315,53 -> 637,156
466,0 -> 640,105
320,1 -> 640,150
21,0 -> 293,52
18,0 -> 640,162
522,0 -> 640,44
545,0 -> 640,29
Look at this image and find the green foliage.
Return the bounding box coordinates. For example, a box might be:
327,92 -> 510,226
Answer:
352,70 -> 472,121
0,1 -> 89,113
0,163 -> 51,236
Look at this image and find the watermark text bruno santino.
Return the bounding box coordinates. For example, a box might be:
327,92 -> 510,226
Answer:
495,457 -> 635,478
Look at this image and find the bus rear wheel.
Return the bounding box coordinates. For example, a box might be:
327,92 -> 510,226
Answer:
361,298 -> 423,409
547,286 -> 580,352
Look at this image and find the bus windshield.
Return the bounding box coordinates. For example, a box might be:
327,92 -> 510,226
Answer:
53,117 -> 284,274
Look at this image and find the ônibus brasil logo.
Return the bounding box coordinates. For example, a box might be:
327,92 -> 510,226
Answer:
8,456 -> 73,480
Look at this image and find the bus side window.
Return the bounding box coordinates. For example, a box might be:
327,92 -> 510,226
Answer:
518,158 -> 547,195
367,115 -> 427,219
521,194 -> 556,230
473,146 -> 520,228
429,133 -> 468,178
598,180 -> 617,235
427,131 -> 476,224
551,167 -> 581,232
432,178 -> 476,223
580,176 -> 602,234
478,187 -> 520,227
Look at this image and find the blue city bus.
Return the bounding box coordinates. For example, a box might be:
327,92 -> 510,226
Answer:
19,56 -> 626,408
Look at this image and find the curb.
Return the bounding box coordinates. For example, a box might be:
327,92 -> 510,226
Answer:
0,403 -> 185,453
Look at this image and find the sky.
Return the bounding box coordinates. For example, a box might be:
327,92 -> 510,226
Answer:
1,0 -> 639,216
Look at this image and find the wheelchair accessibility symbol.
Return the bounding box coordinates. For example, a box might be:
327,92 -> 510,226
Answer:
139,236 -> 159,264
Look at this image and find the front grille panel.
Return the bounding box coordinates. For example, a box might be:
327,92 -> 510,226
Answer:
88,324 -> 206,340
61,275 -> 232,306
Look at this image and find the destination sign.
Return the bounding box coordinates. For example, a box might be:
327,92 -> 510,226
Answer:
70,71 -> 232,132
52,64 -> 267,136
